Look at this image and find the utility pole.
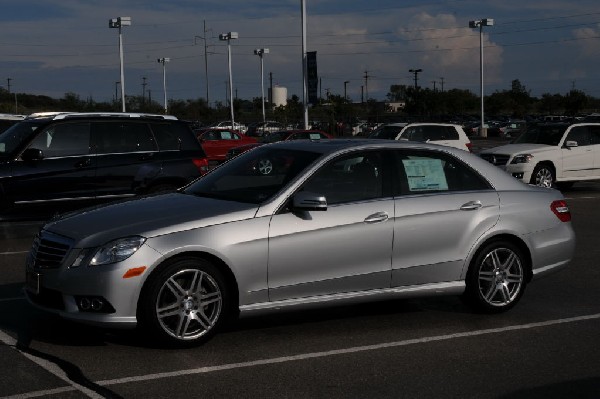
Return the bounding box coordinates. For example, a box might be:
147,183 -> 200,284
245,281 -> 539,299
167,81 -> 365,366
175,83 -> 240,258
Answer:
344,80 -> 349,101
409,68 -> 422,90
439,77 -> 445,92
431,80 -> 437,91
363,70 -> 371,101
194,20 -> 211,106
142,77 -> 147,107
269,72 -> 273,105
6,78 -> 11,94
361,85 -> 364,104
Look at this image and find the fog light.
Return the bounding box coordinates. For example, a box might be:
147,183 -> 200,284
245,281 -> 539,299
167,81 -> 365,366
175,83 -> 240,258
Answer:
74,296 -> 116,313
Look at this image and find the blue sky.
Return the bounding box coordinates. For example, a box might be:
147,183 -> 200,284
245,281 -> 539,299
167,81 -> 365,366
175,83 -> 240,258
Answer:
2,0 -> 600,106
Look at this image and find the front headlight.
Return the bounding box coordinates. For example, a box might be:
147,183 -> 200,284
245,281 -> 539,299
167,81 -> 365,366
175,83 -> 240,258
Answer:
510,154 -> 534,164
88,236 -> 147,266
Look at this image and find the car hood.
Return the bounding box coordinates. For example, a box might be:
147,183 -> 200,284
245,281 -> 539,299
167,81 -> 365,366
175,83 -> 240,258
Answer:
44,193 -> 259,247
480,143 -> 555,155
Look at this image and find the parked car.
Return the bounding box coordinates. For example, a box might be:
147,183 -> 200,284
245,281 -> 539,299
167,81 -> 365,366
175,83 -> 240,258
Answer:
0,112 -> 209,221
226,129 -> 331,160
498,120 -> 527,139
25,139 -> 575,346
395,123 -> 472,152
245,121 -> 285,138
0,113 -> 26,134
479,122 -> 600,188
369,123 -> 408,140
195,128 -> 257,163
208,121 -> 247,132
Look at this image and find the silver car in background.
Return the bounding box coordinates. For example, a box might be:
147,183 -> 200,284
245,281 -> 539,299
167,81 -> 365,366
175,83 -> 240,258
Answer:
25,140 -> 575,346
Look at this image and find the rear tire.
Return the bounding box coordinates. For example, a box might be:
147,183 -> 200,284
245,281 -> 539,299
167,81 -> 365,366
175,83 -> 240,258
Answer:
463,240 -> 527,313
138,258 -> 230,347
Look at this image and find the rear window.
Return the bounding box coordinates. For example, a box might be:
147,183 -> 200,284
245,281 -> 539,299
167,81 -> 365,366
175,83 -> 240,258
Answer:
151,122 -> 201,151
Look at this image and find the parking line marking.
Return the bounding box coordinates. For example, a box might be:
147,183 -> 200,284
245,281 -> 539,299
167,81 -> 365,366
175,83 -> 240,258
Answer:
3,313 -> 600,398
95,312 -> 600,387
0,251 -> 29,256
0,329 -> 104,399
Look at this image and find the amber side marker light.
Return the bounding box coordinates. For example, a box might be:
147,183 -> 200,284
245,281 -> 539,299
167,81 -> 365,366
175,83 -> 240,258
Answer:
123,266 -> 147,279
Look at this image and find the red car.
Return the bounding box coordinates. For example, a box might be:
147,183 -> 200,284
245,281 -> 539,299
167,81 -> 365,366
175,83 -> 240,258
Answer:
226,129 -> 332,159
195,128 -> 257,163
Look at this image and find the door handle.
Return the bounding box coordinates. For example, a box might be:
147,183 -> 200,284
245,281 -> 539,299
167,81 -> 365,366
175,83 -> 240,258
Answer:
460,201 -> 482,211
364,212 -> 389,223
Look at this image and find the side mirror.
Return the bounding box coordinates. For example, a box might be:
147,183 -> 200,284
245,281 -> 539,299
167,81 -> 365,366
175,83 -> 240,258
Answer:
292,191 -> 327,211
21,148 -> 44,161
565,140 -> 578,148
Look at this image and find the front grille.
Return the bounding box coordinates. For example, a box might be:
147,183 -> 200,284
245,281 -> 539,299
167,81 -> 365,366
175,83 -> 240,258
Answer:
29,231 -> 73,269
480,153 -> 510,166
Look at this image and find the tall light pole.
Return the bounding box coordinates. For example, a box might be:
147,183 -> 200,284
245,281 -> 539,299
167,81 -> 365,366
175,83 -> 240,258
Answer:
301,0 -> 309,129
157,57 -> 170,113
254,48 -> 269,124
469,18 -> 494,137
344,80 -> 349,101
219,32 -> 238,126
109,16 -> 131,112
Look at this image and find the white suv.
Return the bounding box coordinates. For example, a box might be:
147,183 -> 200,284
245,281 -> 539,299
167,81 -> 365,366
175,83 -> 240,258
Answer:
395,123 -> 472,152
479,122 -> 600,188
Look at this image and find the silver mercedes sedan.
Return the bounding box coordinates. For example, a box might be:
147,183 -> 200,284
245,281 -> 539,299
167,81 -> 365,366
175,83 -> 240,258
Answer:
25,140 -> 575,346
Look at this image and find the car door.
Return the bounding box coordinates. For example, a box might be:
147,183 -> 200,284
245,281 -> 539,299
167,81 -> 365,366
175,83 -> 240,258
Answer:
590,125 -> 600,177
268,150 -> 394,301
560,126 -> 594,178
391,149 -> 500,287
6,121 -> 97,213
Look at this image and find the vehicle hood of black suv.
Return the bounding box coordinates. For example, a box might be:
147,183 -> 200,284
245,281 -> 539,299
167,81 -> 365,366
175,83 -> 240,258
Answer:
44,192 -> 259,248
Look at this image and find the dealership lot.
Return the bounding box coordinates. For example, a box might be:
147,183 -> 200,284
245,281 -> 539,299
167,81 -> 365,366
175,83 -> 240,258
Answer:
1,183 -> 600,398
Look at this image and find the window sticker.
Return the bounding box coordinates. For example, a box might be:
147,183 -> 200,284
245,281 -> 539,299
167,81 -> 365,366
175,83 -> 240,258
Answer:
309,133 -> 322,140
402,158 -> 448,191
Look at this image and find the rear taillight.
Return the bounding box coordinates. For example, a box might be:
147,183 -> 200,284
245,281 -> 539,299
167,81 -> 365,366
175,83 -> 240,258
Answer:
465,142 -> 473,152
193,158 -> 210,175
550,200 -> 571,222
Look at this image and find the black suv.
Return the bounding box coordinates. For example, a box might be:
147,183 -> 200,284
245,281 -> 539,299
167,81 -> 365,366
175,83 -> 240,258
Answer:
0,113 -> 209,221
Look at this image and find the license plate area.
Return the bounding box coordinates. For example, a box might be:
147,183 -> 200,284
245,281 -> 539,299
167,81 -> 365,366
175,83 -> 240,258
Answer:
25,270 -> 41,295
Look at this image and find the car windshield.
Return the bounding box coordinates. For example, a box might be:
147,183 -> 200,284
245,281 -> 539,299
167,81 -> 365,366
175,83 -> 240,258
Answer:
0,120 -> 44,156
369,126 -> 403,140
261,131 -> 288,143
512,125 -> 567,146
184,146 -> 322,204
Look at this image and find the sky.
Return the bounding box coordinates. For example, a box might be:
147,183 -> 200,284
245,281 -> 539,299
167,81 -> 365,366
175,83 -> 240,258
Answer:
2,0 -> 600,107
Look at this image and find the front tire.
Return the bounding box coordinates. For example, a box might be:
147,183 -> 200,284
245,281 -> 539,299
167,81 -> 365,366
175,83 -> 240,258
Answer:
138,258 -> 229,346
530,164 -> 555,188
464,241 -> 527,313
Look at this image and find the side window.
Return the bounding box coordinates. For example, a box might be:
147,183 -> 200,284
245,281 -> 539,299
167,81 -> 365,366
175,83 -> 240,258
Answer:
589,126 -> 600,145
393,150 -> 491,196
445,126 -> 459,140
151,122 -> 199,151
422,126 -> 442,141
219,131 -> 234,140
565,126 -> 591,146
302,151 -> 385,205
28,122 -> 90,157
91,122 -> 156,154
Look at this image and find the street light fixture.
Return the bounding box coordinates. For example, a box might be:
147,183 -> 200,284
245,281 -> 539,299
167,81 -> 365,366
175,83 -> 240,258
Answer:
157,57 -> 170,113
254,48 -> 269,124
219,32 -> 238,126
469,18 -> 494,137
109,16 -> 131,112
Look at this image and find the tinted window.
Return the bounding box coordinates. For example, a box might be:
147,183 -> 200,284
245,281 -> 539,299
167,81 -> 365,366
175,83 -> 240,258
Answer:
91,122 -> 156,154
393,150 -> 490,195
513,125 -> 567,145
28,122 -> 91,157
370,126 -> 403,140
0,120 -> 43,155
565,126 -> 591,146
590,126 -> 600,145
302,151 -> 385,204
151,122 -> 199,151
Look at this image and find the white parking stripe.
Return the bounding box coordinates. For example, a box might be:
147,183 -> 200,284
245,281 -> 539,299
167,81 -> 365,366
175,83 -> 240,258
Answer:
2,313 -> 599,399
0,297 -> 25,303
96,312 -> 600,387
0,251 -> 29,256
0,330 -> 104,399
